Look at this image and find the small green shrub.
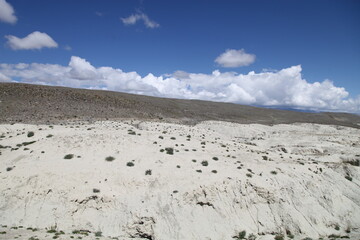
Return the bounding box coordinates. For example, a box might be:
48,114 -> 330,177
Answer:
6,167 -> 13,171
233,230 -> 246,239
46,134 -> 53,138
274,235 -> 284,240
145,169 -> 152,175
343,159 -> 359,166
93,188 -> 100,193
165,147 -> 174,155
270,171 -> 277,175
95,231 -> 102,237
196,169 -> 202,173
170,137 -> 176,140
211,170 -> 217,173
22,141 -> 36,146
212,157 -> 219,161
105,156 -> 115,162
128,130 -> 136,135
27,131 -> 34,137
127,162 -> 134,167
286,229 -> 294,239
246,173 -> 252,178
201,160 -> 208,166
345,175 -> 352,181
64,154 -> 74,159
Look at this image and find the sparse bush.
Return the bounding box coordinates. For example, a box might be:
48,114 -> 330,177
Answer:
64,154 -> 74,159
192,159 -> 197,162
22,141 -> 36,146
145,169 -> 152,175
246,173 -> 252,178
170,137 -> 176,140
270,171 -> 277,175
128,130 -> 136,135
126,162 -> 134,167
345,175 -> 352,181
196,169 -> 202,173
176,165 -> 181,168
248,234 -> 256,240
212,157 -> 219,161
262,156 -> 268,160
105,156 -> 115,162
211,170 -> 217,173
233,230 -> 246,239
201,160 -> 208,166
27,131 -> 34,137
165,147 -> 174,155
274,235 -> 284,240
93,188 -> 100,193
46,134 -> 53,138
343,159 -> 359,166
6,167 -> 13,171
95,231 -> 102,237
286,229 -> 294,239
28,237 -> 40,240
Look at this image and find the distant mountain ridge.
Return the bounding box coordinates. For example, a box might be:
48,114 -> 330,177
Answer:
1,82 -> 360,128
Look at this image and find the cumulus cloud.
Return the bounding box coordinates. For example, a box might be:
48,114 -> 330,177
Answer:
5,31 -> 58,50
121,12 -> 159,28
215,49 -> 256,67
0,56 -> 359,113
0,0 -> 17,24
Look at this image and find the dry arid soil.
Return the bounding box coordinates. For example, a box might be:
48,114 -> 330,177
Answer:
0,83 -> 360,240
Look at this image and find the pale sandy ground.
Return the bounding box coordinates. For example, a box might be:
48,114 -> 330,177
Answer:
0,120 -> 359,240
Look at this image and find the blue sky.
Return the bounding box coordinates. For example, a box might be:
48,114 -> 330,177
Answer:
0,0 -> 359,113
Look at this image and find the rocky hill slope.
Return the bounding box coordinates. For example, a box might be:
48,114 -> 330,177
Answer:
1,83 -> 359,127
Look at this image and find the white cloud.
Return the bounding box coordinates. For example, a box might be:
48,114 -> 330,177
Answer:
215,49 -> 256,67
5,31 -> 58,50
0,72 -> 11,82
0,0 -> 17,24
121,12 -> 159,29
0,56 -> 359,113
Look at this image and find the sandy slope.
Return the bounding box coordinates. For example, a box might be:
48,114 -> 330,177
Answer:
0,120 -> 359,240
